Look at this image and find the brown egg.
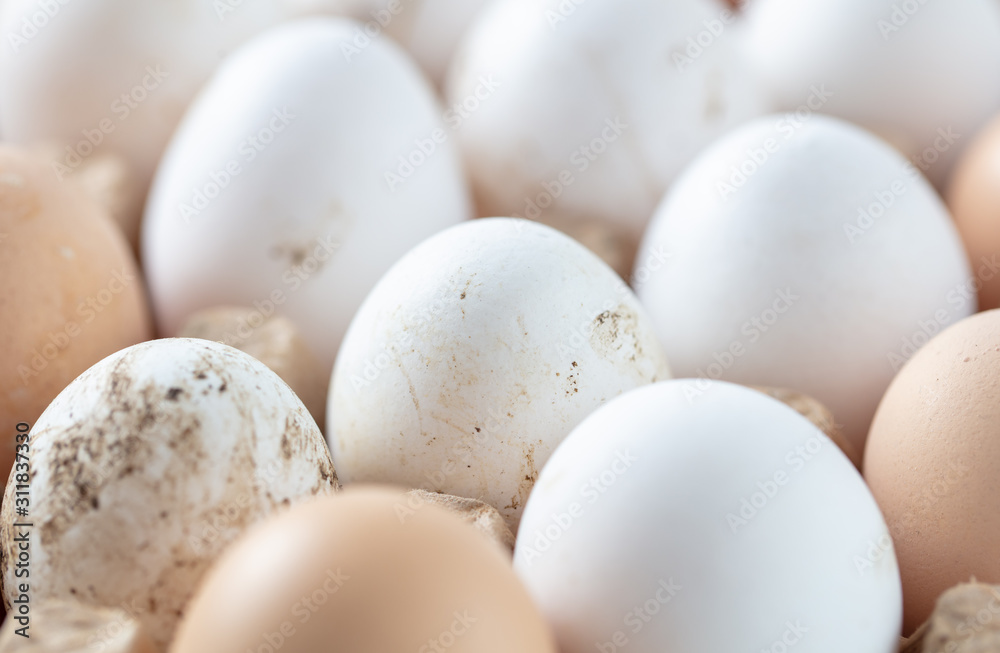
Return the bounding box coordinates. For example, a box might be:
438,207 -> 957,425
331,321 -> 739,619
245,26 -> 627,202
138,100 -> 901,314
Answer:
947,114 -> 1000,310
0,146 -> 152,481
864,309 -> 1000,634
170,487 -> 556,653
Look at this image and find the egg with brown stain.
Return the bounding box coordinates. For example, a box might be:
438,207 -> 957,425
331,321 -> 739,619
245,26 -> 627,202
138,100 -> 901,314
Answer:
864,309 -> 1000,634
170,487 -> 557,653
0,146 -> 151,481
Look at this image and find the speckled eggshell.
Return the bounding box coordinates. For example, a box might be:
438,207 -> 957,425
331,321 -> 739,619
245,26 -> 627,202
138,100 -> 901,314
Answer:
0,146 -> 151,483
328,218 -> 670,529
0,338 -> 337,650
864,309 -> 1000,634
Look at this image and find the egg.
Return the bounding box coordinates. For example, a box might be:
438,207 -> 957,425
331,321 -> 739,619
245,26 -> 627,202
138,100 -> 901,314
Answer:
515,380 -> 902,653
143,18 -> 470,379
447,0 -> 765,250
740,0 -> 1000,187
0,338 -> 337,649
0,0 -> 292,246
178,306 -> 328,429
170,487 -> 556,653
0,146 -> 151,483
287,0 -> 491,86
328,218 -> 670,528
635,114 -> 973,454
864,309 -> 1000,634
947,113 -> 1000,311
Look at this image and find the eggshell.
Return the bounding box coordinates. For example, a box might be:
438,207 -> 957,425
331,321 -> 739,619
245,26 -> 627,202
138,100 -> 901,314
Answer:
0,0 -> 291,246
143,18 -> 470,378
741,0 -> 1000,186
447,0 -> 766,246
864,309 -> 1000,634
328,218 -> 670,528
287,0 -> 491,86
169,487 -> 556,653
0,338 -> 338,649
635,114 -> 973,454
0,146 -> 151,483
516,380 -> 902,653
178,306 -> 328,429
947,114 -> 1000,311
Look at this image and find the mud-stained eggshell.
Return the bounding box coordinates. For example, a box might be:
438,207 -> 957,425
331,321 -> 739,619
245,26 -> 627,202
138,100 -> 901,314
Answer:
0,338 -> 338,650
328,218 -> 670,529
178,306 -> 328,429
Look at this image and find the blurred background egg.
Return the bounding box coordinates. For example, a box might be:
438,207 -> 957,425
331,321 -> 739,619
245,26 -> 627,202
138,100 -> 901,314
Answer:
740,0 -> 1000,187
447,0 -> 766,268
142,18 -> 471,381
0,0 -> 293,247
286,0 -> 492,87
0,146 -> 151,483
947,113 -> 1000,311
170,487 -> 557,653
864,309 -> 1000,634
635,115 -> 973,455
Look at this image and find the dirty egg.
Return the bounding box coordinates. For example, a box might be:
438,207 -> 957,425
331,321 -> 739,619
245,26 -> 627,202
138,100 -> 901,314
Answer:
328,218 -> 670,529
0,338 -> 337,650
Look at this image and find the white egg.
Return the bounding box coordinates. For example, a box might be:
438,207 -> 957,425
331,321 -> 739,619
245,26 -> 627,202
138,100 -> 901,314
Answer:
143,18 -> 471,377
741,0 -> 1000,186
515,380 -> 902,653
0,338 -> 337,649
447,0 -> 766,246
0,0 -> 291,245
286,0 -> 491,86
328,218 -> 670,528
634,114 -> 973,453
